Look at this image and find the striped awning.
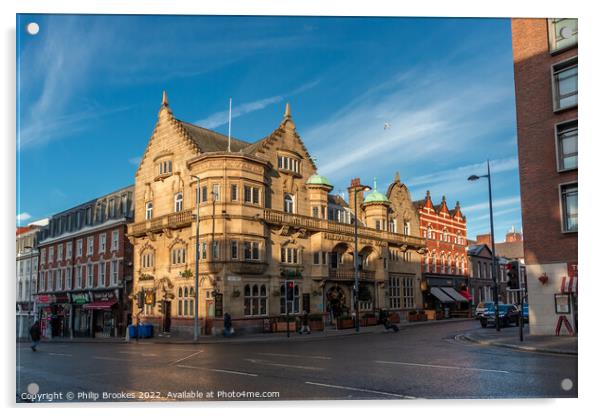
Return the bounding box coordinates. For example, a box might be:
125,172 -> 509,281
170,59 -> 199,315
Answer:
561,275 -> 578,295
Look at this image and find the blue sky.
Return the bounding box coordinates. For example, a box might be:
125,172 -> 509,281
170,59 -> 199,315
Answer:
16,14 -> 521,241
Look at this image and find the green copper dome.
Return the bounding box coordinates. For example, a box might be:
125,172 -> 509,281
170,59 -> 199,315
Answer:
306,174 -> 333,188
363,179 -> 390,204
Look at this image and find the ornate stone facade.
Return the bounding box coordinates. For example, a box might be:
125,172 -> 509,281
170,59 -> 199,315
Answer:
129,95 -> 426,335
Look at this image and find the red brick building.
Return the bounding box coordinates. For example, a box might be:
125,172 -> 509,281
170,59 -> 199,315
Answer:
413,191 -> 469,312
36,185 -> 134,338
512,18 -> 578,335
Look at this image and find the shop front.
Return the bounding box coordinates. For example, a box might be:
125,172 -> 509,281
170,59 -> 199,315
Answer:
421,275 -> 470,317
49,294 -> 71,338
35,294 -> 52,338
71,292 -> 91,337
85,291 -> 120,338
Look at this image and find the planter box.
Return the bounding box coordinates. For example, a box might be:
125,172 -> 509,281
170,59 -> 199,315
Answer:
337,318 -> 355,329
389,313 -> 401,323
272,322 -> 297,332
309,320 -> 324,332
361,317 -> 378,326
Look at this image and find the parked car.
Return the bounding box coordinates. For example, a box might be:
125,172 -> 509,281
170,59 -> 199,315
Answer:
480,304 -> 520,328
474,302 -> 494,318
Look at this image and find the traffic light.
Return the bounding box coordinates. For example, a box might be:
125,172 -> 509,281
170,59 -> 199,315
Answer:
136,291 -> 144,309
158,300 -> 164,314
286,281 -> 295,301
506,261 -> 520,289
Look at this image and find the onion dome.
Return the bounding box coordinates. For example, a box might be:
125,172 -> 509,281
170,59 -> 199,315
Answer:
363,178 -> 390,204
306,174 -> 333,188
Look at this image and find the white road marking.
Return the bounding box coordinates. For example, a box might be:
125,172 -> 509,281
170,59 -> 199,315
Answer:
176,364 -> 258,377
169,350 -> 204,365
305,381 -> 416,399
48,352 -> 73,357
245,358 -> 323,371
92,356 -> 130,362
374,360 -> 510,374
257,352 -> 332,360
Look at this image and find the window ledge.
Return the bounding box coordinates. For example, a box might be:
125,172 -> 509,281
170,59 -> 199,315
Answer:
553,104 -> 578,114
154,173 -> 173,182
557,167 -> 578,174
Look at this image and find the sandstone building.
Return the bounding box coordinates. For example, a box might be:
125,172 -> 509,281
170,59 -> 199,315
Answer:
128,94 -> 426,335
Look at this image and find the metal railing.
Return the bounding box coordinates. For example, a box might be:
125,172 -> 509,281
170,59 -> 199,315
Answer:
328,267 -> 375,281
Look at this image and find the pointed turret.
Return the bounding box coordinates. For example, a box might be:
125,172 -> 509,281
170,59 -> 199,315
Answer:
284,102 -> 291,118
159,90 -> 172,117
394,171 -> 401,183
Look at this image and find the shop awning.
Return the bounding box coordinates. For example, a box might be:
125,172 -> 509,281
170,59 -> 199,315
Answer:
83,301 -> 117,310
430,287 -> 455,303
440,287 -> 469,303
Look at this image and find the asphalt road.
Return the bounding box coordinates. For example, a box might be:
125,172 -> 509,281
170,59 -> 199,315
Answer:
16,320 -> 577,402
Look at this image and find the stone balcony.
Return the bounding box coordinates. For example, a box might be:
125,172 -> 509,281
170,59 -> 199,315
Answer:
263,209 -> 425,249
128,209 -> 194,238
328,267 -> 376,282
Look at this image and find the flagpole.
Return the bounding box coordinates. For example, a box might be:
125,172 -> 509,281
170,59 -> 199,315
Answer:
227,98 -> 232,152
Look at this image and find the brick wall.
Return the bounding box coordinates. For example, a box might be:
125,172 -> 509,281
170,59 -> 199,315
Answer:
511,18 -> 577,265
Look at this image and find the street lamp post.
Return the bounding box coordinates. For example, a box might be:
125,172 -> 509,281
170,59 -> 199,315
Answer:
352,182 -> 371,333
468,160 -> 501,332
191,175 -> 201,342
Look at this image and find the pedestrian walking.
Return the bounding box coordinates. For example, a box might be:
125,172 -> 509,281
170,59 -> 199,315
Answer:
29,320 -> 41,351
298,311 -> 311,334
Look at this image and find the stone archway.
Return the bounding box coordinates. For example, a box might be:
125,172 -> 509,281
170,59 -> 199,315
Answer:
326,285 -> 348,320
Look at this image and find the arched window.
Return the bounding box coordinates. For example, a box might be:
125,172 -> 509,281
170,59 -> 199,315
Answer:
244,284 -> 267,316
141,250 -> 154,269
403,221 -> 410,235
145,202 -> 153,220
284,194 -> 294,213
174,193 -> 183,212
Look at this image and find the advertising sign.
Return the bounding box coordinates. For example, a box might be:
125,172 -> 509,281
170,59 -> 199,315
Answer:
554,293 -> 571,314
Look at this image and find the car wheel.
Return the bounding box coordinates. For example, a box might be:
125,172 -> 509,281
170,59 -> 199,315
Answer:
480,319 -> 487,328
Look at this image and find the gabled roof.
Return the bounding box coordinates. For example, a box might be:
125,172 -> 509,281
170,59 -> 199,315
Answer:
467,244 -> 492,257
178,120 -> 251,153
328,194 -> 349,208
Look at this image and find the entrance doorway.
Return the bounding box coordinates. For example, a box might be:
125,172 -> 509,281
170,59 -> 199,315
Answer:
162,300 -> 172,333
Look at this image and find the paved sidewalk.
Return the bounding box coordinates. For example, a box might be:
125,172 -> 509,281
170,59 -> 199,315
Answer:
18,318 -> 472,345
461,325 -> 577,355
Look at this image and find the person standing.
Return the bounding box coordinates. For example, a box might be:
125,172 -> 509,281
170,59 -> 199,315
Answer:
29,320 -> 41,352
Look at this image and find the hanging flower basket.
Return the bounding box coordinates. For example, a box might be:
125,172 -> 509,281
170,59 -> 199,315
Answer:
538,273 -> 549,285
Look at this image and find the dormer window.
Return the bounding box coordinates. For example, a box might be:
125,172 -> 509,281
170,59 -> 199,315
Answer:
277,155 -> 300,174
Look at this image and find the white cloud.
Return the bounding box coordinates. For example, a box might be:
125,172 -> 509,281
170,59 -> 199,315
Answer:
303,65 -> 514,184
195,79 -> 320,129
462,195 -> 522,214
129,156 -> 142,166
17,212 -> 32,223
